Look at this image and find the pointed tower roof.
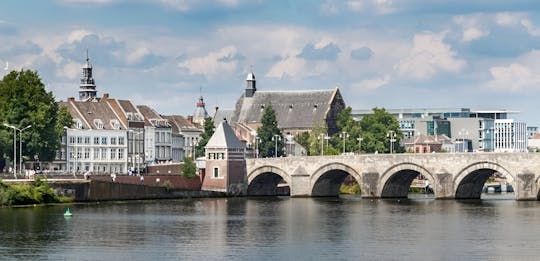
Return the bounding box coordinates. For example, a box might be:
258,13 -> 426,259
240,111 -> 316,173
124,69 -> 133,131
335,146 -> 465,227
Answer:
194,95 -> 209,119
206,119 -> 244,149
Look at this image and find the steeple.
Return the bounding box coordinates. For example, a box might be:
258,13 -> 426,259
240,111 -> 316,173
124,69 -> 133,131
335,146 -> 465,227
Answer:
79,49 -> 97,101
193,90 -> 209,127
245,66 -> 256,98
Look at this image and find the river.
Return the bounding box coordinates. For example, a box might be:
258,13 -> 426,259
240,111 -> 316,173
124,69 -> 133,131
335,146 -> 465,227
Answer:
1,194 -> 539,260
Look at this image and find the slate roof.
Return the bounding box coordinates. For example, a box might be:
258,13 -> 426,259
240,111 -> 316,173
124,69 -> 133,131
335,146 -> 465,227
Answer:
60,99 -> 123,130
231,88 -> 340,130
137,105 -> 170,127
213,108 -> 234,128
162,115 -> 198,133
206,120 -> 244,149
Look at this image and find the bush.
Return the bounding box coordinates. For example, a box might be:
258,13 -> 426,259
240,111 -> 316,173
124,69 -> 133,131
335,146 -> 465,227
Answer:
0,176 -> 61,206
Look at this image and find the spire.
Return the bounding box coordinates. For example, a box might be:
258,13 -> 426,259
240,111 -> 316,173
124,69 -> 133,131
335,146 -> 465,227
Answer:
193,91 -> 209,127
79,50 -> 97,101
245,66 -> 256,97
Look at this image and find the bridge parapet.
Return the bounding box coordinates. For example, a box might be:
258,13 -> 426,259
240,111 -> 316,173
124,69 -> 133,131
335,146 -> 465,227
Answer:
245,153 -> 540,200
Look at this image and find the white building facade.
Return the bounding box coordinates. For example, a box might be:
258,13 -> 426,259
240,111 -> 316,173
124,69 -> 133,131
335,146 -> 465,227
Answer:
494,119 -> 527,152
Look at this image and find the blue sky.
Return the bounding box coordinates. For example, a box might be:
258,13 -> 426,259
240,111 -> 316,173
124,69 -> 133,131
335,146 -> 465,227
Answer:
2,0 -> 540,125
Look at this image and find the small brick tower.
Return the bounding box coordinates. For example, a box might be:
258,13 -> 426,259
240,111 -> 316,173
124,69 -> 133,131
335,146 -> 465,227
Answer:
202,119 -> 246,195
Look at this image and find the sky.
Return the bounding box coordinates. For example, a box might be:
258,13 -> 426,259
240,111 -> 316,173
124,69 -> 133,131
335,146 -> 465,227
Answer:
1,1 -> 540,125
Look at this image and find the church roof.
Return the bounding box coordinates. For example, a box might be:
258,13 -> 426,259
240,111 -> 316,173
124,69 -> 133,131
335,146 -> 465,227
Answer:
231,88 -> 340,130
206,120 -> 244,149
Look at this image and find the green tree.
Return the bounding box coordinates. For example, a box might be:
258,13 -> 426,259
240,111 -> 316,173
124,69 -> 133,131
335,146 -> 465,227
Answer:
0,70 -> 69,163
257,105 -> 284,157
359,107 -> 403,153
194,117 -> 215,158
181,156 -> 197,179
294,131 -> 310,155
330,107 -> 362,154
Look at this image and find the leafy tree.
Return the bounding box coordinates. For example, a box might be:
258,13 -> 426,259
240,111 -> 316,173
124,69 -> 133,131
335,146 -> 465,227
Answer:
194,117 -> 215,158
0,70 -> 69,163
359,107 -> 403,153
257,105 -> 284,157
330,107 -> 362,154
181,156 -> 198,179
294,131 -> 310,155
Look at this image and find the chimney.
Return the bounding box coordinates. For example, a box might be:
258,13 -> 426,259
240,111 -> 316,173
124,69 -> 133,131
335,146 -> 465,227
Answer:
102,93 -> 109,99
187,115 -> 193,124
68,97 -> 75,102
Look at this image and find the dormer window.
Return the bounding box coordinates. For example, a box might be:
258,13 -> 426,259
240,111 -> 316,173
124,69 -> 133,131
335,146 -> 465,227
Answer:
110,120 -> 120,130
94,119 -> 104,129
75,119 -> 84,129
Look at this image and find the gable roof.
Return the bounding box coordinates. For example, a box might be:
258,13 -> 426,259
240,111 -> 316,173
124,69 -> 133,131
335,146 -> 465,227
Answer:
162,115 -> 198,133
206,120 -> 244,149
231,88 -> 340,130
60,99 -> 123,130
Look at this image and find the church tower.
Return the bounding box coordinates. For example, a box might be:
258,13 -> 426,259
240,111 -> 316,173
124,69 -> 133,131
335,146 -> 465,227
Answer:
79,50 -> 97,101
193,95 -> 209,127
245,69 -> 256,97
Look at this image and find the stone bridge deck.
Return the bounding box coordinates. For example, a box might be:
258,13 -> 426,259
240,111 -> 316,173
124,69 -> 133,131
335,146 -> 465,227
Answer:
245,153 -> 540,200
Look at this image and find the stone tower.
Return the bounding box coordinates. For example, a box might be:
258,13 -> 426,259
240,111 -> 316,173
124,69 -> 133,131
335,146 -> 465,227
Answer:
245,70 -> 256,98
202,119 -> 246,195
79,50 -> 97,101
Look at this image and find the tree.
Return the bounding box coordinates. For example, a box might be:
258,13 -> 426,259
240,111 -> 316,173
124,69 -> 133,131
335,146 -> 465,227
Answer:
181,156 -> 197,179
330,107 -> 362,154
0,70 -> 70,163
257,105 -> 284,157
194,117 -> 215,158
359,107 -> 403,153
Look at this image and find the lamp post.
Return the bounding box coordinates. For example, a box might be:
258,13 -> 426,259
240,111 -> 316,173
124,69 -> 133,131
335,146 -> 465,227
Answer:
19,125 -> 32,176
255,136 -> 261,158
339,131 -> 349,154
387,131 -> 396,154
271,134 -> 281,158
357,136 -> 363,154
3,123 -> 17,178
317,134 -> 325,156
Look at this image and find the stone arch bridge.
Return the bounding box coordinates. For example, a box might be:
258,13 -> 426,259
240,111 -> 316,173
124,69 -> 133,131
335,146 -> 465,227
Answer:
245,153 -> 540,200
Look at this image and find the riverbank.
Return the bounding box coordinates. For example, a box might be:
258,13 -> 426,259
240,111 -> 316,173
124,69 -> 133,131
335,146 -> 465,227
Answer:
0,177 -> 72,206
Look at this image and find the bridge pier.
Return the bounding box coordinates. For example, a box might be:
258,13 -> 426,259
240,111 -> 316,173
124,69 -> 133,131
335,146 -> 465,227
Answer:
434,172 -> 454,199
361,172 -> 379,198
515,173 -> 536,201
290,172 -> 311,197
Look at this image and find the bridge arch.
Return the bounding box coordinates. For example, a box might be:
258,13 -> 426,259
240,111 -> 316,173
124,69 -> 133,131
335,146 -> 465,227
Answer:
310,162 -> 361,197
247,166 -> 291,196
454,161 -> 516,199
379,163 -> 435,198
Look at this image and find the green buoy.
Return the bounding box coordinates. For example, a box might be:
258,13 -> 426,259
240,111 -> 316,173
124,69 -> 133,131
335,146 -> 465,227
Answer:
64,208 -> 73,217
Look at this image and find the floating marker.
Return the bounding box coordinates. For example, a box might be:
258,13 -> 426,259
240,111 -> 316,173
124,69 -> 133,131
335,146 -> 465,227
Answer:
64,208 -> 73,217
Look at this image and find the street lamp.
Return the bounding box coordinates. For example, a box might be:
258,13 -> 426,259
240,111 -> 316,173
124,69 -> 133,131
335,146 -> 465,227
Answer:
387,131 -> 396,154
3,123 -> 17,178
271,134 -> 281,158
357,136 -> 363,154
339,131 -> 349,154
317,134 -> 325,156
19,125 -> 32,176
254,136 -> 261,158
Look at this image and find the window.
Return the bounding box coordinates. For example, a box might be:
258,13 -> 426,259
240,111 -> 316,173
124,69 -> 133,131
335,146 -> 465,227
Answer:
94,119 -> 104,129
118,149 -> 124,160
84,136 -> 90,144
213,167 -> 219,178
118,137 -> 125,145
111,137 -> 117,145
94,148 -> 99,160
101,137 -> 108,145
84,148 -> 90,159
101,149 -> 107,160
69,136 -> 76,144
76,119 -> 83,129
77,136 -> 83,144
94,137 -> 100,145
110,149 -> 117,160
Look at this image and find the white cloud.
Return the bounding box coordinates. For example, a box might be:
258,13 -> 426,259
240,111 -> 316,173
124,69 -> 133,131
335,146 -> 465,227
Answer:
346,0 -> 394,14
352,74 -> 390,90
266,56 -> 306,78
462,27 -> 489,42
67,29 -> 93,43
179,45 -> 241,76
126,47 -> 150,64
495,12 -> 521,25
453,15 -> 489,42
520,19 -> 540,36
487,50 -> 540,91
395,32 -> 466,80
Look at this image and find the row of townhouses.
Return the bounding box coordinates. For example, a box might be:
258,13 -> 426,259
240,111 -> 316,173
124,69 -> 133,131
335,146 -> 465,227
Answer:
53,55 -> 204,175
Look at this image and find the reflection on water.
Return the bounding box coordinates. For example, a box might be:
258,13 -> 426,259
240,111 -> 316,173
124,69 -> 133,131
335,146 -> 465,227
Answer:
1,195 -> 540,260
